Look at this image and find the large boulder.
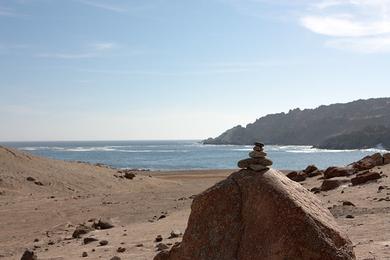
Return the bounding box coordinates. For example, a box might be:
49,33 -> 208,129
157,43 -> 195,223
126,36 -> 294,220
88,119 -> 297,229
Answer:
351,171 -> 381,186
321,177 -> 350,191
384,153 -> 390,165
155,169 -> 355,260
351,153 -> 384,171
324,167 -> 355,179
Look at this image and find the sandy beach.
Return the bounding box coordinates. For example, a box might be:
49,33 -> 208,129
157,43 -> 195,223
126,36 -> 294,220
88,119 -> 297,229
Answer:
0,146 -> 389,259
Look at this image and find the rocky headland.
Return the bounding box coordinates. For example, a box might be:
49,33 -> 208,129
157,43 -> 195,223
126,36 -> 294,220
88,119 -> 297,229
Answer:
204,97 -> 390,150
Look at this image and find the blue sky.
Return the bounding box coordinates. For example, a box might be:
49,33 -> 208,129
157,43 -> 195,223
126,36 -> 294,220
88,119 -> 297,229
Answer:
1,0 -> 390,141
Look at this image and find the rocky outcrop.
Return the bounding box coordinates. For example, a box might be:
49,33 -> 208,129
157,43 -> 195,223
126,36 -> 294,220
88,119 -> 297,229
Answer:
384,153 -> 390,164
351,153 -> 384,171
204,97 -> 390,147
155,169 -> 355,260
351,171 -> 381,186
321,178 -> 350,191
324,167 -> 355,179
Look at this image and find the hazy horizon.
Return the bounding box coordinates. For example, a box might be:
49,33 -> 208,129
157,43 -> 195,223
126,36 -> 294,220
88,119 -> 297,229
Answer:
1,1 -> 390,141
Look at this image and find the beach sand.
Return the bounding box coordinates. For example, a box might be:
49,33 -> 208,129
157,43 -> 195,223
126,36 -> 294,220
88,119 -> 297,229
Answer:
0,146 -> 389,259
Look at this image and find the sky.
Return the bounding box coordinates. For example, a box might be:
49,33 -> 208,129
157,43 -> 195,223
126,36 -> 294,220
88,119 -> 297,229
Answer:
1,0 -> 390,141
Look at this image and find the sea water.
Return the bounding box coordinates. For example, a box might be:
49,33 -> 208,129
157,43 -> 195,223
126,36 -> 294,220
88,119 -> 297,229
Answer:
2,140 -> 388,171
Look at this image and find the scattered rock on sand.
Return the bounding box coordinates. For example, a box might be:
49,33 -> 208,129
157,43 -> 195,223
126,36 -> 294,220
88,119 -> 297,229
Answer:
168,230 -> 182,239
21,249 -> 37,260
83,237 -> 98,244
93,218 -> 114,230
72,224 -> 93,238
321,178 -> 350,191
286,171 -> 306,182
117,247 -> 126,253
342,201 -> 356,207
351,171 -> 381,186
99,240 -> 108,246
304,164 -> 318,174
155,235 -> 163,242
324,167 -> 355,179
155,168 -> 355,260
156,243 -> 169,251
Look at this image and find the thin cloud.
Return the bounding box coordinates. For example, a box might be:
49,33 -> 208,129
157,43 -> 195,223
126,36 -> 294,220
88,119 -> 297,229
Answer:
300,0 -> 390,53
78,0 -> 127,13
326,35 -> 390,53
36,42 -> 118,59
0,5 -> 23,17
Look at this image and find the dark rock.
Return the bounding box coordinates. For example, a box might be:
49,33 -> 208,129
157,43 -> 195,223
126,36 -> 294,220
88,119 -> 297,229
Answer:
34,181 -> 44,186
310,187 -> 321,194
72,224 -> 93,238
21,249 -> 37,260
254,142 -> 264,147
304,165 -> 318,174
352,153 -> 384,171
324,167 -> 355,179
321,178 -> 350,191
248,151 -> 266,158
82,252 -> 88,257
238,158 -> 272,168
384,153 -> 390,164
286,171 -> 306,182
124,172 -> 136,180
136,243 -> 144,247
346,215 -> 354,219
156,243 -> 169,251
93,218 -> 114,230
83,237 -> 98,244
307,170 -> 323,178
99,240 -> 108,246
168,230 -> 182,239
342,201 -> 355,207
154,169 -> 355,260
155,235 -> 163,242
158,215 -> 166,220
351,171 -> 381,185
26,177 -> 35,182
110,257 -> 121,260
117,247 -> 126,253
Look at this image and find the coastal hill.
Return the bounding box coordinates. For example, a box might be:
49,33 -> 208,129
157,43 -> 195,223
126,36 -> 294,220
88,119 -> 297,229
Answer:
204,97 -> 390,149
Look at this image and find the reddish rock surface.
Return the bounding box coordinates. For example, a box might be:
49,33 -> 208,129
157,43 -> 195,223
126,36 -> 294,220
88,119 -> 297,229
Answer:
321,177 -> 350,191
351,171 -> 381,186
286,171 -> 306,182
324,167 -> 355,179
352,153 -> 384,171
384,153 -> 390,165
304,165 -> 318,174
155,169 -> 355,260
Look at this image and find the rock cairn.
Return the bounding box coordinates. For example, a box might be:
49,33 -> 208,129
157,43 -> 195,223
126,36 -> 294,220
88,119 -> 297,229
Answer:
237,142 -> 272,172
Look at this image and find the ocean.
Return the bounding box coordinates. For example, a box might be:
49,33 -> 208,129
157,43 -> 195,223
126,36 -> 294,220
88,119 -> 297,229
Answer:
1,140 -> 388,171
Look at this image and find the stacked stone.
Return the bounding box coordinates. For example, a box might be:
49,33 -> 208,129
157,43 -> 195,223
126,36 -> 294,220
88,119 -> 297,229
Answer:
237,142 -> 273,172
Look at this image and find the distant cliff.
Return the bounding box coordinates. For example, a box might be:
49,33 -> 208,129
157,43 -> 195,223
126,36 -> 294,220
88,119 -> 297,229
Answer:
204,98 -> 390,149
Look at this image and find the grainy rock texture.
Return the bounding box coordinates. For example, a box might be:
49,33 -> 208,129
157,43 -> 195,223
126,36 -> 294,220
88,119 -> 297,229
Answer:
155,168 -> 355,260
